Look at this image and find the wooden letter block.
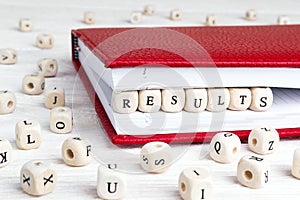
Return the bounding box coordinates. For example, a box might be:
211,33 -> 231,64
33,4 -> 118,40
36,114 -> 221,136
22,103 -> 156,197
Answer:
209,132 -> 241,163
206,15 -> 217,26
0,138 -> 12,168
112,91 -> 138,113
130,12 -> 142,24
245,9 -> 257,21
22,74 -> 45,95
169,9 -> 182,20
38,58 -> 58,77
16,120 -> 41,150
237,155 -> 270,189
277,15 -> 289,25
20,160 -> 57,196
249,87 -> 273,111
248,127 -> 280,155
36,34 -> 54,49
184,88 -> 207,112
178,168 -> 213,200
140,141 -> 173,173
45,87 -> 65,109
0,91 -> 16,114
62,137 -> 92,167
83,12 -> 95,24
228,88 -> 251,111
161,88 -> 185,112
292,148 -> 300,179
19,18 -> 32,32
143,5 -> 155,16
0,48 -> 17,64
50,106 -> 73,134
206,88 -> 230,112
138,89 -> 161,113
97,166 -> 126,200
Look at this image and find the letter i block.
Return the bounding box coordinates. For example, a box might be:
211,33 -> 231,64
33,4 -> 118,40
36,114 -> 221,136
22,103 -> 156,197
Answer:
0,138 -> 12,168
178,168 -> 213,200
16,120 -> 41,150
249,87 -> 273,111
112,91 -> 138,113
97,165 -> 126,200
138,89 -> 161,112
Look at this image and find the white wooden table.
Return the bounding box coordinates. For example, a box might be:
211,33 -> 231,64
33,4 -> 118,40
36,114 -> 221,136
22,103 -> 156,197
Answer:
1,0 -> 300,199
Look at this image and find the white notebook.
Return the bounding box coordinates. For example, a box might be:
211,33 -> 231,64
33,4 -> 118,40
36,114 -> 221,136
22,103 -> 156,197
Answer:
78,44 -> 300,135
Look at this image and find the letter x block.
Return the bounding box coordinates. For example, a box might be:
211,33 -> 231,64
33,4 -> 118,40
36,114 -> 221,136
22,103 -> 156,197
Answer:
20,160 -> 57,196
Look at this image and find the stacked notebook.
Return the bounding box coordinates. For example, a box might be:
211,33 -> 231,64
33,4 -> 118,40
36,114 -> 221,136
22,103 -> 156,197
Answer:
71,25 -> 300,145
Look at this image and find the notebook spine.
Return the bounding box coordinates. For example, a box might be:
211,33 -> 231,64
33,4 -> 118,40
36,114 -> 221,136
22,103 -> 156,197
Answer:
72,34 -> 79,60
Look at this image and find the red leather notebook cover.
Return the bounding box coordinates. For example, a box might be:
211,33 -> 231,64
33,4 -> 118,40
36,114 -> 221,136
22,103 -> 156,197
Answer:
71,25 -> 300,145
72,25 -> 300,68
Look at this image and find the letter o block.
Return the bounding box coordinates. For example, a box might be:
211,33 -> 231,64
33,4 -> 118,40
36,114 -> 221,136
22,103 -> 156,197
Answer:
249,87 -> 273,111
140,141 -> 173,173
50,106 -> 72,134
112,91 -> 138,114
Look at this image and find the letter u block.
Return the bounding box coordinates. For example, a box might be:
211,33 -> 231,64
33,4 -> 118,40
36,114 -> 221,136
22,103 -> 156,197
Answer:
112,91 -> 138,113
184,88 -> 207,112
97,166 -> 126,200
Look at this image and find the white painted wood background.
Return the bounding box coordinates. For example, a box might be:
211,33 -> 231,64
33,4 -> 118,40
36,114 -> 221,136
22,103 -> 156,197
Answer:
0,0 -> 300,199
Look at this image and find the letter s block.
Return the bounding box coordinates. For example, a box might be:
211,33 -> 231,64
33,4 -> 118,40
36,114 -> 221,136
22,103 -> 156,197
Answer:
140,141 -> 173,173
249,87 -> 273,111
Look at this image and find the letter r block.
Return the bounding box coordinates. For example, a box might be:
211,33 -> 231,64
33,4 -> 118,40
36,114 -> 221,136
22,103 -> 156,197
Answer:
112,91 -> 138,113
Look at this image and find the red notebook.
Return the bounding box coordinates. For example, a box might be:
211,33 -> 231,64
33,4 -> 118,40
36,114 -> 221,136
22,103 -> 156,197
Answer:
71,25 -> 300,145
